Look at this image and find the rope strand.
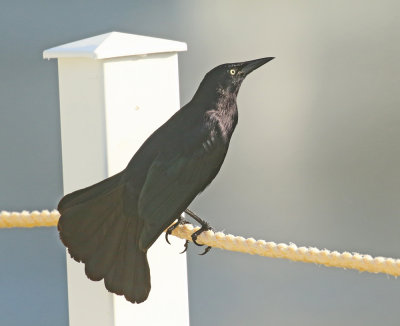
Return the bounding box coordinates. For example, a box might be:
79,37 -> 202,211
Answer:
1,210 -> 399,277
0,210 -> 59,228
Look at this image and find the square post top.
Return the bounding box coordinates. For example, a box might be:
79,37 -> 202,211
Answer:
43,32 -> 187,60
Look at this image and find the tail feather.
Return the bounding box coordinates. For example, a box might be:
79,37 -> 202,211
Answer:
104,242 -> 128,295
122,219 -> 150,303
58,188 -> 119,241
57,172 -> 151,303
58,172 -> 123,213
84,206 -> 127,281
126,253 -> 150,303
59,194 -> 120,262
103,217 -> 151,303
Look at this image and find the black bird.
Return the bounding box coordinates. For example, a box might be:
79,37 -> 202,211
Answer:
57,57 -> 274,304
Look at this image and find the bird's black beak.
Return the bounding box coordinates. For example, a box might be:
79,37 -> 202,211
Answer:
240,57 -> 275,76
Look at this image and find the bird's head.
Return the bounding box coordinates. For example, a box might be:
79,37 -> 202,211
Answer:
198,57 -> 275,98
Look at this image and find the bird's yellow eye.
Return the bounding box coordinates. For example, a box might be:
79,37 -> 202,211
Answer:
229,69 -> 236,75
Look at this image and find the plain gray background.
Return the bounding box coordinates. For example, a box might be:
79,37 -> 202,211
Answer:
1,1 -> 399,325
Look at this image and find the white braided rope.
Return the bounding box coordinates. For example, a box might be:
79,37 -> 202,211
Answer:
0,210 -> 60,228
1,210 -> 399,277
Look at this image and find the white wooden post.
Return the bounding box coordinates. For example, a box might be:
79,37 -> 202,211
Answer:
43,32 -> 189,326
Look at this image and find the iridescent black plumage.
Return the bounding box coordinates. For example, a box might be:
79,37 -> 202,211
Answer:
57,57 -> 274,303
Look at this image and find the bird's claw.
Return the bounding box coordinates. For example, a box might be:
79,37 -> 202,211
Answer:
199,246 -> 212,255
180,240 -> 189,254
165,225 -> 174,245
191,222 -> 213,255
166,216 -> 190,252
191,222 -> 211,246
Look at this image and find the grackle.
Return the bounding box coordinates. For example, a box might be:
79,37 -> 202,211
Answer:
57,57 -> 274,303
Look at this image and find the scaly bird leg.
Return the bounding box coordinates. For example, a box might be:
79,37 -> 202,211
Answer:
184,208 -> 213,255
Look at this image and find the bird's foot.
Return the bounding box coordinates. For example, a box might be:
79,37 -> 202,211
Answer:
185,208 -> 214,255
191,221 -> 212,246
191,222 -> 213,255
166,216 -> 190,253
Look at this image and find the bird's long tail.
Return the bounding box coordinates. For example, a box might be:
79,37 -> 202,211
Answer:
57,172 -> 151,303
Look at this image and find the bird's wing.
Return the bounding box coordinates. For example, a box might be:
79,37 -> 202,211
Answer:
137,134 -> 222,251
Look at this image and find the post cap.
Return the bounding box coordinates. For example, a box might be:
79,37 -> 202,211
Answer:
43,32 -> 187,60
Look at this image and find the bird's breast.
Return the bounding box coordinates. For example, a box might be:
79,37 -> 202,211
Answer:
205,99 -> 238,142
